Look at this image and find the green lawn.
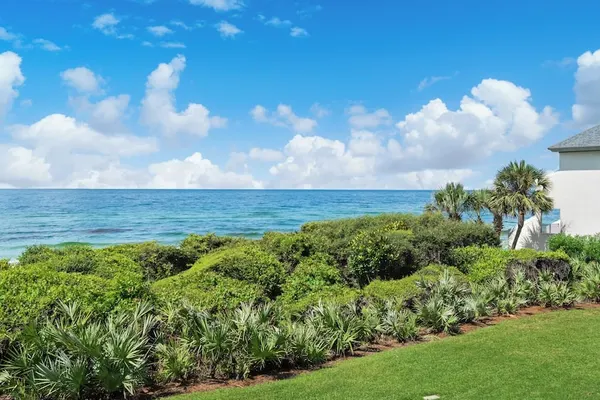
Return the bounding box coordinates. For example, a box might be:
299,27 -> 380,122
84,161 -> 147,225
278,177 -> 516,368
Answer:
170,308 -> 600,400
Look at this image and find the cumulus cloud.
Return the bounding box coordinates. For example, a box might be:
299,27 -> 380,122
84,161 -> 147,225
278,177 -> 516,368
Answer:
250,104 -> 317,133
0,51 -> 25,119
310,103 -> 330,118
215,21 -> 242,38
140,55 -> 227,136
148,153 -> 262,188
0,27 -> 17,42
12,114 -> 157,157
290,27 -> 309,37
32,38 -> 63,52
70,94 -> 131,132
92,13 -> 133,39
347,105 -> 392,129
61,67 -> 104,94
0,145 -> 52,187
147,25 -> 174,37
572,49 -> 600,127
391,79 -> 558,171
189,0 -> 243,11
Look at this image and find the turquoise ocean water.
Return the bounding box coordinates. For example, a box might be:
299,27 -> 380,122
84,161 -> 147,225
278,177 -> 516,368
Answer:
0,190 -> 560,260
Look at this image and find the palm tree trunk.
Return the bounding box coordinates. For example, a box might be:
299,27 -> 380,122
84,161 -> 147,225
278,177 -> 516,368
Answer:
493,212 -> 503,239
511,211 -> 525,249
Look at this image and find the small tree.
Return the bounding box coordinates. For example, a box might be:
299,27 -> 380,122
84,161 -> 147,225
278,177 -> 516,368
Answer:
491,161 -> 554,249
425,182 -> 470,221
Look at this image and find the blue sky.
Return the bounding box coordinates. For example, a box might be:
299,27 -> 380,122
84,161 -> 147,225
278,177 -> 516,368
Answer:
1,0 -> 600,188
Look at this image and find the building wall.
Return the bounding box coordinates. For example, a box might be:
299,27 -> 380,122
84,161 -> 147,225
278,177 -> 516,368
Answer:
549,170 -> 600,236
559,151 -> 600,171
508,214 -> 552,250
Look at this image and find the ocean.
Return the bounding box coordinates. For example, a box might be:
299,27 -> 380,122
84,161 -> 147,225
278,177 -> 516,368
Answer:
0,190 -> 560,260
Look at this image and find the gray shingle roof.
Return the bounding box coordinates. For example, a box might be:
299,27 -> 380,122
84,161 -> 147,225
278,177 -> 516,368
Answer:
549,124 -> 600,152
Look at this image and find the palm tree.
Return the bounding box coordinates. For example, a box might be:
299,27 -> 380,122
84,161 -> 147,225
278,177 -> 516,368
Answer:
425,182 -> 470,221
467,189 -> 489,223
491,161 -> 554,249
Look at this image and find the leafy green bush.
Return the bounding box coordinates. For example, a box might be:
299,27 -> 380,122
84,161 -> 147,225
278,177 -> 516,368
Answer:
300,213 -> 424,266
413,220 -> 499,266
548,234 -> 600,263
104,241 -> 194,281
18,244 -> 57,265
548,234 -> 587,258
152,271 -> 264,311
260,231 -> 324,271
190,245 -> 286,297
280,255 -> 343,302
180,233 -> 242,262
280,286 -> 361,315
348,229 -> 416,286
452,246 -> 570,282
363,265 -> 464,302
0,264 -> 149,338
0,259 -> 10,271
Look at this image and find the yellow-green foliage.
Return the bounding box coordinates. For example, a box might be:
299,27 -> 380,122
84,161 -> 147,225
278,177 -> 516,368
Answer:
363,265 -> 464,302
452,246 -> 570,282
279,256 -> 343,302
0,263 -> 149,338
280,286 -> 362,315
180,233 -> 244,261
151,270 -> 264,311
151,245 -> 284,309
0,259 -> 10,271
260,231 -> 325,271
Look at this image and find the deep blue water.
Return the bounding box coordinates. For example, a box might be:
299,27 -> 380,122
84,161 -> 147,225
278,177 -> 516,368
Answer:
0,190 -> 559,260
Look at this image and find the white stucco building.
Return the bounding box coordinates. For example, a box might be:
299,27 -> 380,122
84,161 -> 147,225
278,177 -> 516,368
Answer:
509,125 -> 600,249
547,125 -> 600,236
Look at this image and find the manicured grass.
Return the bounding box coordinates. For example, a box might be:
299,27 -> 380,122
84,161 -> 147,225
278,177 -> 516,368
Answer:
170,308 -> 600,400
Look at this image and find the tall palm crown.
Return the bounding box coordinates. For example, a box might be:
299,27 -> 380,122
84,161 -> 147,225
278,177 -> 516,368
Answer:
425,182 -> 470,221
491,161 -> 554,249
467,189 -> 490,223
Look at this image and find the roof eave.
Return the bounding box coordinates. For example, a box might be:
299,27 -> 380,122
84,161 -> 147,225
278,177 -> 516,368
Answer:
548,146 -> 600,153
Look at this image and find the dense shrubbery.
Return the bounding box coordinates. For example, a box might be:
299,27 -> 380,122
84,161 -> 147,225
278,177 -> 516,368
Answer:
452,246 -> 570,282
363,265 -> 464,302
2,212 -> 586,398
548,233 -> 600,262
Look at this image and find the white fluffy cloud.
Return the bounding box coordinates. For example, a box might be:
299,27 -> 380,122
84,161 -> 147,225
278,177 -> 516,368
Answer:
0,27 -> 17,42
290,27 -> 309,37
70,94 -> 131,132
12,114 -> 157,156
310,103 -> 330,118
391,78 -> 558,170
189,0 -> 243,11
572,49 -> 600,127
148,153 -> 262,188
250,104 -> 317,133
32,38 -> 63,52
215,21 -> 242,38
0,146 -> 52,187
0,51 -> 24,119
140,55 -> 227,136
147,25 -> 174,37
61,67 -> 104,94
92,13 -> 133,39
348,105 -> 392,129
249,148 -> 284,162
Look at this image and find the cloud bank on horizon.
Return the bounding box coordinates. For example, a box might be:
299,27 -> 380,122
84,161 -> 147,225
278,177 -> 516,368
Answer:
0,0 -> 599,189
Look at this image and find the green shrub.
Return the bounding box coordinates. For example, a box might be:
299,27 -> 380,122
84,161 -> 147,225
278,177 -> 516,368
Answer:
548,234 -> 587,258
0,259 -> 10,271
260,231 -> 324,271
92,251 -> 144,279
0,264 -> 149,338
280,286 -> 361,315
548,234 -> 600,263
348,229 -> 416,286
191,245 -> 286,297
152,271 -> 264,311
18,244 -> 57,265
452,246 -> 570,282
413,220 -> 499,266
300,213 -> 423,266
180,233 -> 242,262
363,265 -> 464,302
280,255 -> 342,302
105,241 -> 194,281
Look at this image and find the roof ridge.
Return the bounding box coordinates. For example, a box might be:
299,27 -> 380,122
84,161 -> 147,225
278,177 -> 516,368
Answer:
548,124 -> 600,152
